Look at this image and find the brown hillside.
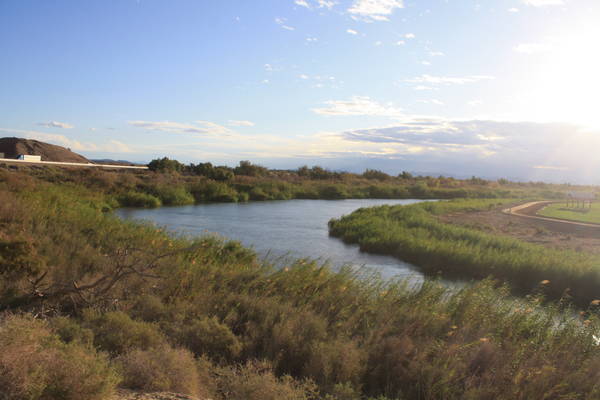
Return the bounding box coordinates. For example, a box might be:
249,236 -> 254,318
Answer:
0,137 -> 90,163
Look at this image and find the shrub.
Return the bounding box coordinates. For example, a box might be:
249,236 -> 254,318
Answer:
147,185 -> 195,206
179,316 -> 242,361
190,181 -> 239,202
117,191 -> 161,208
215,360 -> 319,400
117,345 -> 201,397
50,316 -> 94,346
84,311 -> 166,354
0,314 -> 119,400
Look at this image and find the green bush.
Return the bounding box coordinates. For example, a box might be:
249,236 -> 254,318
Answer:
84,311 -> 166,354
147,185 -> 194,206
178,316 -> 242,361
117,191 -> 161,208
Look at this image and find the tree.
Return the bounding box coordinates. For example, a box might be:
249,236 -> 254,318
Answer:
148,157 -> 184,173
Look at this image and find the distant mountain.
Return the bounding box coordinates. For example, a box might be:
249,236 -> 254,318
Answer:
0,137 -> 90,163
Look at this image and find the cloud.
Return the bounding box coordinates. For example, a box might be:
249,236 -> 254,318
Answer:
333,119 -> 600,181
405,74 -> 494,86
522,0 -> 563,6
346,29 -> 358,35
128,120 -> 231,135
403,33 -> 415,39
228,120 -> 255,127
514,43 -> 553,54
533,165 -> 569,170
295,0 -> 336,9
348,0 -> 404,22
312,96 -> 403,117
36,121 -> 73,129
508,7 -> 520,12
428,51 -> 444,57
275,17 -> 295,31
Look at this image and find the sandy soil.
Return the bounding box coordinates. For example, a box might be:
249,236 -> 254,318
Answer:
112,390 -> 208,400
440,202 -> 600,255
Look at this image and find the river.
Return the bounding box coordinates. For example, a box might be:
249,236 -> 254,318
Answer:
116,199 -> 425,283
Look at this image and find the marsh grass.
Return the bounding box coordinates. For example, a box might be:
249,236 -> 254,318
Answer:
329,199 -> 600,305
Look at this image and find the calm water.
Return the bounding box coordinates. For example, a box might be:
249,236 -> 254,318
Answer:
116,199 -> 426,283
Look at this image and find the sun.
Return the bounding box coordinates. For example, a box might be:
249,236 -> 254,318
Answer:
525,23 -> 600,129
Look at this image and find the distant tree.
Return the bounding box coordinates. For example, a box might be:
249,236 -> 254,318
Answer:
362,169 -> 390,181
398,171 -> 414,180
148,157 -> 184,173
309,166 -> 334,180
189,162 -> 234,181
234,160 -> 268,177
297,165 -> 310,177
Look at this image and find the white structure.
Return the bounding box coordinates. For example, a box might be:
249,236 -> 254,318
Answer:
17,155 -> 41,162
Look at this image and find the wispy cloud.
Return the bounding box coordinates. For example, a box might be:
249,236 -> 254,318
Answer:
346,28 -> 358,35
128,120 -> 231,135
228,120 -> 255,127
348,0 -> 404,22
275,17 -> 295,31
294,0 -> 336,9
312,96 -> 403,117
36,121 -> 73,129
405,74 -> 494,86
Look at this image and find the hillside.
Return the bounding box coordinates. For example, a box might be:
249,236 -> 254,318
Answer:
0,137 -> 90,163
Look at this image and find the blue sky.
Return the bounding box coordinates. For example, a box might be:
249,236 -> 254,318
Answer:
2,0 -> 600,182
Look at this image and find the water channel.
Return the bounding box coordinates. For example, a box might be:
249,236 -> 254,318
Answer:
117,199 -> 426,283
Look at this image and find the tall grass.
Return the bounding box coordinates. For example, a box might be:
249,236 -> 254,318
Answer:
4,170 -> 600,399
329,199 -> 600,305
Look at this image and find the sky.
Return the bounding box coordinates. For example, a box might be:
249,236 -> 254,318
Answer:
1,0 -> 600,182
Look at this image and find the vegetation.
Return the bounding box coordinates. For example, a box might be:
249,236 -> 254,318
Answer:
3,169 -> 600,398
329,199 -> 600,305
5,158 -> 587,212
538,201 -> 600,224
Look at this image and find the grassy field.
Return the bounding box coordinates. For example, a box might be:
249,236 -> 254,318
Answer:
538,201 -> 600,224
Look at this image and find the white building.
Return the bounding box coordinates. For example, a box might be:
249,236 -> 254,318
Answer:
17,155 -> 41,162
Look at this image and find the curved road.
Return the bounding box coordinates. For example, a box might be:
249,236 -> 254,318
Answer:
503,201 -> 600,236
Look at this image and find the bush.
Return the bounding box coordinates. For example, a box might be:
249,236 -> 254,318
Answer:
147,185 -> 195,206
191,181 -> 239,202
0,314 -> 119,400
84,311 -> 166,355
179,316 -> 242,361
215,360 -> 319,400
117,191 -> 161,208
117,345 -> 201,397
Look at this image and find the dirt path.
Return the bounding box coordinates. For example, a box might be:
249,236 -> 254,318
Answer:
440,201 -> 600,254
502,201 -> 600,235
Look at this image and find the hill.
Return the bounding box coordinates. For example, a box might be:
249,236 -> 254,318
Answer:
0,137 -> 90,163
